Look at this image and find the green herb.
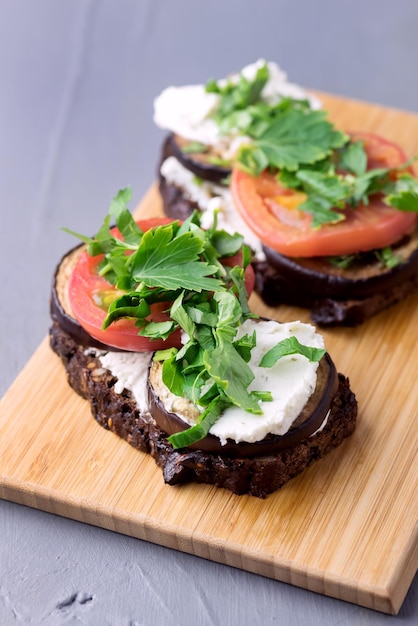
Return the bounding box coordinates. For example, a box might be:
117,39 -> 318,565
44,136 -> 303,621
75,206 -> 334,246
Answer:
168,396 -> 226,448
158,296 -> 327,448
275,151 -> 418,228
375,246 -> 401,269
328,254 -> 357,269
206,62 -> 270,126
64,188 -> 252,342
385,173 -> 418,211
181,141 -> 208,154
206,155 -> 231,167
259,336 -> 326,368
64,187 -> 328,449
204,64 -> 418,226
237,109 -> 348,175
338,140 -> 367,176
192,175 -> 204,187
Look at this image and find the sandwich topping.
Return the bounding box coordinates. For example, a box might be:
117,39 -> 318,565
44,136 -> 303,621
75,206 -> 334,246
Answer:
154,59 -> 321,159
231,131 -> 418,258
63,188 -> 329,450
151,319 -> 325,445
156,60 -> 418,268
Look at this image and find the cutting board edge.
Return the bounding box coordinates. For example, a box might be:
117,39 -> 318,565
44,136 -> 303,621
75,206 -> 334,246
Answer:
0,474 -> 412,615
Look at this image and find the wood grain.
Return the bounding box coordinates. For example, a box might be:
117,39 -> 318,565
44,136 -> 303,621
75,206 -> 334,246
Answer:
0,94 -> 417,615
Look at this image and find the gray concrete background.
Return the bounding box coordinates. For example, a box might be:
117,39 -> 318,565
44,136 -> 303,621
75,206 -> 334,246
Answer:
1,1 -> 417,623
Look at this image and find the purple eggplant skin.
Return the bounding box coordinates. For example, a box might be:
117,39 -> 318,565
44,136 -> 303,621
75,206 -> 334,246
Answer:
147,353 -> 338,458
163,133 -> 231,185
50,243 -> 123,352
263,226 -> 418,301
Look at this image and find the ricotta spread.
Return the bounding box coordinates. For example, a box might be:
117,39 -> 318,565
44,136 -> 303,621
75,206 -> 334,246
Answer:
154,59 -> 321,154
160,156 -> 265,260
98,351 -> 152,413
206,319 -> 324,445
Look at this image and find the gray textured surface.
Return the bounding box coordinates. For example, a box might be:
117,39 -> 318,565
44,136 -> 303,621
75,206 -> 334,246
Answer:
0,1 -> 417,623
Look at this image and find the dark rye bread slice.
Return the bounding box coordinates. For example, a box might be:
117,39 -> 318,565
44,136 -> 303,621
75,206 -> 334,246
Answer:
49,320 -> 357,498
158,138 -> 418,326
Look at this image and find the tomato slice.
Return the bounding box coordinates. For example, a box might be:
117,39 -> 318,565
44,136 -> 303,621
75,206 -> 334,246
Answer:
68,217 -> 255,352
222,250 -> 256,296
231,132 -> 417,258
68,218 -> 184,351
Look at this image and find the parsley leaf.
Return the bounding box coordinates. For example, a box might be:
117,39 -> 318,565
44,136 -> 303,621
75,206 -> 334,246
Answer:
206,62 -> 270,125
181,141 -> 208,154
168,397 -> 226,448
237,109 -> 348,175
131,226 -> 224,292
259,336 -> 326,368
375,246 -> 401,269
385,173 -> 418,211
338,140 -> 367,176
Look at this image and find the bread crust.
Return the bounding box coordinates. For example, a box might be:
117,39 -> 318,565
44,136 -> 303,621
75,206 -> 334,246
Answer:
50,321 -> 357,497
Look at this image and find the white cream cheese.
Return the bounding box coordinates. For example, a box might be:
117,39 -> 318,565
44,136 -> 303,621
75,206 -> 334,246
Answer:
98,351 -> 152,413
160,156 -> 265,260
154,59 -> 321,153
207,319 -> 324,445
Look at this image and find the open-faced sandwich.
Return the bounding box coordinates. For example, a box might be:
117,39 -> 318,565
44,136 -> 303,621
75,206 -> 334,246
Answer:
50,188 -> 357,497
155,60 -> 418,326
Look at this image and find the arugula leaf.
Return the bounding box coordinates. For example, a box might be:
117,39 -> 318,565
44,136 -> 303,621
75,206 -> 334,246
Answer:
259,336 -> 326,368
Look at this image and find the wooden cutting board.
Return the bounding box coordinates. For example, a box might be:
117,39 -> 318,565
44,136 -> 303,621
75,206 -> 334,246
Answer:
0,93 -> 417,615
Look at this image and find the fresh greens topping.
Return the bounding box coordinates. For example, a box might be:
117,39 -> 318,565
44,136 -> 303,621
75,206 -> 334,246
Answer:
204,63 -> 418,226
155,298 -> 326,449
275,142 -> 418,228
328,244 -> 402,270
374,246 -> 401,269
238,109 -> 347,175
64,188 -> 249,338
206,62 -> 270,128
385,173 -> 418,211
65,187 -> 327,449
328,254 -> 358,269
181,141 -> 208,154
259,336 -> 325,368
